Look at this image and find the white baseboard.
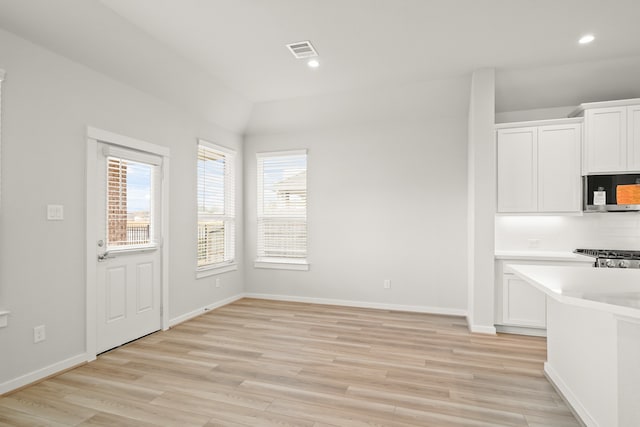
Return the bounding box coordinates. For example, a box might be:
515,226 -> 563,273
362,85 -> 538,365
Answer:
544,362 -> 595,427
495,324 -> 546,337
244,293 -> 467,317
0,352 -> 88,395
466,317 -> 497,335
168,293 -> 245,327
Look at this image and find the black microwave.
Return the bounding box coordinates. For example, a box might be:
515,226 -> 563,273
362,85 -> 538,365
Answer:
584,174 -> 640,212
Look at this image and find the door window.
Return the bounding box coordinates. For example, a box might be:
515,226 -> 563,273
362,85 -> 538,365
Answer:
106,156 -> 155,249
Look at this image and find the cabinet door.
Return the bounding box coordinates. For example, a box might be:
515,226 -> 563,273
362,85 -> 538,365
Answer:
538,124 -> 581,212
502,275 -> 546,328
585,107 -> 627,173
628,105 -> 640,172
497,127 -> 537,213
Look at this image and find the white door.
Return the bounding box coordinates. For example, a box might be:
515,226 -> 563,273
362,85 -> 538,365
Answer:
95,143 -> 162,353
502,275 -> 546,328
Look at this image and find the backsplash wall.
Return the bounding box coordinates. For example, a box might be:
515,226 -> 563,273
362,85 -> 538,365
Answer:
495,213 -> 640,251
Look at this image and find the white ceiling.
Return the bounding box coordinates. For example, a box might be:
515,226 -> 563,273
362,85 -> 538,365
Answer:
1,0 -> 640,126
98,0 -> 640,104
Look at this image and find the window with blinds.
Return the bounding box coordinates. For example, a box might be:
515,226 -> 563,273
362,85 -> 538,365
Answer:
257,150 -> 307,263
197,141 -> 235,269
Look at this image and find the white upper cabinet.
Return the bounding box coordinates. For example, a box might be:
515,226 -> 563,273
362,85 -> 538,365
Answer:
496,119 -> 582,214
578,99 -> 640,174
628,104 -> 640,171
497,127 -> 537,213
585,107 -> 627,173
538,124 -> 581,212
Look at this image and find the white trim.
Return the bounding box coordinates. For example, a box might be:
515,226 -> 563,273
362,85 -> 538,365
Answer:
103,144 -> 163,166
85,127 -> 171,358
495,324 -> 546,337
245,293 -> 467,317
161,156 -> 170,330
107,244 -> 159,255
196,263 -> 238,278
198,139 -> 236,156
169,294 -> 244,327
86,137 -> 98,361
545,362 -> 596,427
254,259 -> 310,271
256,149 -> 307,158
466,317 -> 497,335
495,212 -> 584,217
495,117 -> 583,129
87,127 -> 170,157
0,353 -> 87,395
615,314 -> 640,325
570,98 -> 640,117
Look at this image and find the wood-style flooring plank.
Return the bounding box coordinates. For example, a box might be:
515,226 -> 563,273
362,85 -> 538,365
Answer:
0,298 -> 580,426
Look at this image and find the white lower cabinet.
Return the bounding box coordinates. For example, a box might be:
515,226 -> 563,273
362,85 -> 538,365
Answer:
494,257 -> 594,336
503,275 -> 546,328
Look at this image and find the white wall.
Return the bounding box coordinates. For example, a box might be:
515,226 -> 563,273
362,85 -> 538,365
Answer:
495,55 -> 640,114
0,28 -> 244,390
495,105 -> 576,123
495,214 -> 640,251
0,0 -> 253,134
243,77 -> 470,313
467,69 -> 496,333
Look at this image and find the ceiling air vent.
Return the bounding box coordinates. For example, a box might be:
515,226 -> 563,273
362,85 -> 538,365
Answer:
286,41 -> 318,59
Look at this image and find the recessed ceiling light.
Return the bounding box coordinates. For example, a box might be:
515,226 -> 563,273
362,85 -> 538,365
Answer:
579,34 -> 595,44
307,59 -> 320,68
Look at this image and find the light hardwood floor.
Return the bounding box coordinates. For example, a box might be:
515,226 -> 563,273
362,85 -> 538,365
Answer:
0,298 -> 580,426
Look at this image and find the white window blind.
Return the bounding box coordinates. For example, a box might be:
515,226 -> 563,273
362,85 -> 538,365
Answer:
197,141 -> 235,269
257,150 -> 307,262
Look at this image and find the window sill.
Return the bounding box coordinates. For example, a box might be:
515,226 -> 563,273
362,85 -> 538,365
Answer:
254,258 -> 310,271
196,263 -> 238,279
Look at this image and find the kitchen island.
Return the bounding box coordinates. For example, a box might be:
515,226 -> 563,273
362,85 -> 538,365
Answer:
507,264 -> 640,427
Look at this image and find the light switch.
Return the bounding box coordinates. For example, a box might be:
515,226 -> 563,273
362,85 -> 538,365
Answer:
47,205 -> 64,220
0,311 -> 9,328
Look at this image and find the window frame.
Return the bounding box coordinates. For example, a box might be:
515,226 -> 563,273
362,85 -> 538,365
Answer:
196,140 -> 237,278
255,149 -> 309,271
104,152 -> 160,253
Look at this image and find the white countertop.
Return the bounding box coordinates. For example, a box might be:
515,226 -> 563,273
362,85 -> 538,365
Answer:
495,250 -> 595,263
507,264 -> 640,319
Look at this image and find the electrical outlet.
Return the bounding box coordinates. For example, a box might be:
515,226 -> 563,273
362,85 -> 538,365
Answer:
215,278 -> 221,288
528,239 -> 541,249
34,325 -> 46,343
383,279 -> 391,289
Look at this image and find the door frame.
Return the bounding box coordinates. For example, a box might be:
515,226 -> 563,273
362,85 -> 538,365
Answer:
85,126 -> 170,361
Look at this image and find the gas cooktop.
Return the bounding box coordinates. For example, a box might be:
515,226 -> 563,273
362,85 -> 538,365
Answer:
574,249 -> 640,268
